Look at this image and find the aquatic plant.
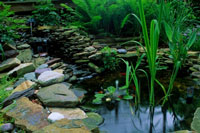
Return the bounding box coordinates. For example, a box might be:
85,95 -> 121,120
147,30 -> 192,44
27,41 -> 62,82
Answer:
137,0 -> 165,106
162,19 -> 197,105
93,86 -> 120,104
119,59 -> 133,100
119,53 -> 148,104
32,0 -> 60,26
101,46 -> 119,71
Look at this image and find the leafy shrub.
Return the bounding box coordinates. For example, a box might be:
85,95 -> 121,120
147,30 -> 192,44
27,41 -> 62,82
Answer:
160,0 -> 198,43
63,0 -> 157,36
101,46 -> 119,71
0,2 -> 27,44
32,0 -> 60,26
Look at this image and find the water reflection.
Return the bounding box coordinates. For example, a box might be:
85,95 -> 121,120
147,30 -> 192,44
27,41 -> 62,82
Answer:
98,100 -> 183,133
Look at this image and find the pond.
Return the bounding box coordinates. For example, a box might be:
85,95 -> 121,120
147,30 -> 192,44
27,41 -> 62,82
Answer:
78,69 -> 200,132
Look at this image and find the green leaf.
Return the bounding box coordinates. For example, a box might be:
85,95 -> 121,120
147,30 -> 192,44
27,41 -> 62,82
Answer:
164,22 -> 173,42
120,14 -> 131,29
94,93 -> 105,99
123,95 -> 133,100
107,86 -> 116,94
186,31 -> 197,49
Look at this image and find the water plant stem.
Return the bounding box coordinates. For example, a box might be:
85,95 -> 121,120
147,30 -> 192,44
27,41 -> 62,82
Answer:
138,0 -> 164,106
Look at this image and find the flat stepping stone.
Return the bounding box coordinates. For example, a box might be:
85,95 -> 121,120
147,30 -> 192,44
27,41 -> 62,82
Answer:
1,97 -> 49,132
34,112 -> 102,133
38,71 -> 64,86
7,63 -> 35,77
35,68 -> 52,78
0,58 -> 21,72
49,108 -> 87,120
1,87 -> 35,108
12,80 -> 36,94
37,83 -> 79,107
34,119 -> 90,133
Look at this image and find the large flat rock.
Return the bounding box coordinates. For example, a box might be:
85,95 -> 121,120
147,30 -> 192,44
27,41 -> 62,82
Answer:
33,119 -> 91,133
49,108 -> 87,120
37,83 -> 79,107
1,97 -> 49,132
0,58 -> 21,72
38,71 -> 64,86
12,80 -> 36,94
7,63 -> 35,77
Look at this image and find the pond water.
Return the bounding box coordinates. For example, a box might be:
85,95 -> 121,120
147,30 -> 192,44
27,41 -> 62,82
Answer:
79,70 -> 200,133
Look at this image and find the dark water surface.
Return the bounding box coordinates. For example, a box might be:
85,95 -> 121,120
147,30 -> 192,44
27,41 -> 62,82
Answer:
79,70 -> 200,133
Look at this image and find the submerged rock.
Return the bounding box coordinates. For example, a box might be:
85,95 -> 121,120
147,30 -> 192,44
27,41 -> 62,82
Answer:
1,97 -> 49,132
83,112 -> 103,130
37,83 -> 79,107
38,71 -> 64,86
0,58 -> 21,72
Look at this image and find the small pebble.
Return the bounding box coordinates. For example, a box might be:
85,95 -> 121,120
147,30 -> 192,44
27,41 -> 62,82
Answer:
117,49 -> 127,54
5,87 -> 14,91
0,123 -> 14,132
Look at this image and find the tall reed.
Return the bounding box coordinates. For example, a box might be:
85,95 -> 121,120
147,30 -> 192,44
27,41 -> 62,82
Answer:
137,0 -> 165,106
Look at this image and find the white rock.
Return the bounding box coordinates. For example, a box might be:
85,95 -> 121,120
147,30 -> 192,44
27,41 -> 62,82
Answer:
38,71 -> 64,86
48,112 -> 65,123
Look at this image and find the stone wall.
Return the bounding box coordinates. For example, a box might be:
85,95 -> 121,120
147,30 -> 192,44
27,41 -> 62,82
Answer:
29,26 -> 200,82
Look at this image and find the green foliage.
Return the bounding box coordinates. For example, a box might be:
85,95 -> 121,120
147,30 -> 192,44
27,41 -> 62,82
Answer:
92,86 -> 120,104
0,76 -> 17,126
0,76 -> 17,108
66,0 -> 157,36
189,28 -> 200,51
32,0 -> 60,26
0,2 -> 27,44
101,46 -> 119,71
0,44 -> 5,60
136,0 -> 165,106
162,15 -> 197,105
119,54 -> 148,104
160,0 -> 198,43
